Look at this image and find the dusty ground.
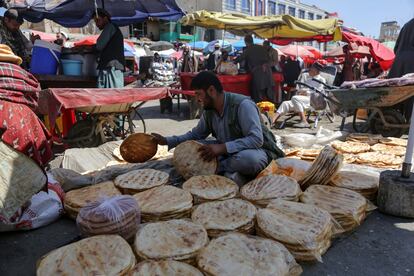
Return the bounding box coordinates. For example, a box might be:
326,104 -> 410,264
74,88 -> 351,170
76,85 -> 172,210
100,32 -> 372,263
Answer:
1,100 -> 413,276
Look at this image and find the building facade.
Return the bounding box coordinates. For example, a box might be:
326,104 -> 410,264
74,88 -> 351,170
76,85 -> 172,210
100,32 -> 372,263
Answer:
265,0 -> 326,20
379,21 -> 400,42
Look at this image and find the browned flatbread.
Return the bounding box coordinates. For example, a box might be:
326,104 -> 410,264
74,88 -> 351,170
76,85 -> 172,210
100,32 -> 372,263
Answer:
182,175 -> 238,203
371,143 -> 406,156
115,169 -> 169,194
129,260 -> 203,276
379,137 -> 407,147
331,140 -> 371,154
173,141 -> 218,180
356,152 -> 403,167
120,133 -> 158,163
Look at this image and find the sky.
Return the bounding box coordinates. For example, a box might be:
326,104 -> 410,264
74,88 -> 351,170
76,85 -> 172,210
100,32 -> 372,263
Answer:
303,0 -> 414,38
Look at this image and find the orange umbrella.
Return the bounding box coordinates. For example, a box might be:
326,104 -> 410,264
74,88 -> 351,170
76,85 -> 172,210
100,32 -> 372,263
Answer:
279,45 -> 314,58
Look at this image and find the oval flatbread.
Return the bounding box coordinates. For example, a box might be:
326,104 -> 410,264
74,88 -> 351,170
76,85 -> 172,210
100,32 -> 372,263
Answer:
134,219 -> 208,262
130,260 -> 203,276
173,141 -> 218,180
133,185 -> 193,222
241,175 -> 302,207
379,137 -> 407,147
356,152 -> 403,167
120,133 -> 158,163
37,235 -> 136,276
330,171 -> 379,201
64,181 -> 121,219
331,140 -> 371,154
197,233 -> 302,276
371,143 -> 406,156
191,199 -> 256,237
182,175 -> 238,203
115,169 -> 169,194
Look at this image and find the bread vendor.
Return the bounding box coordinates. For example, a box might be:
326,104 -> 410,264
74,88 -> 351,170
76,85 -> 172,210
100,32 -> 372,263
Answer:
0,9 -> 39,69
152,71 -> 284,185
93,8 -> 125,88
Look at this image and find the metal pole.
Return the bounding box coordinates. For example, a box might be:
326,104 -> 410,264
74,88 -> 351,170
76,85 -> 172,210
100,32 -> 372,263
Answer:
402,103 -> 414,178
101,0 -> 105,10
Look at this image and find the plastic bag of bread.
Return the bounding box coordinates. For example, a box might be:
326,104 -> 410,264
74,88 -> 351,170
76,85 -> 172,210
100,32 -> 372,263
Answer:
76,195 -> 140,242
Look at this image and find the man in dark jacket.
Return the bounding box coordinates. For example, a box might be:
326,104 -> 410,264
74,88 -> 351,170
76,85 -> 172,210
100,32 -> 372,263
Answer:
94,9 -> 125,88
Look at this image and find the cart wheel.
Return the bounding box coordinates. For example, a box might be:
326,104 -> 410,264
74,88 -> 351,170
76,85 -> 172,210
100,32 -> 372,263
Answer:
122,108 -> 146,136
66,119 -> 102,148
370,109 -> 407,138
261,112 -> 272,130
352,109 -> 371,133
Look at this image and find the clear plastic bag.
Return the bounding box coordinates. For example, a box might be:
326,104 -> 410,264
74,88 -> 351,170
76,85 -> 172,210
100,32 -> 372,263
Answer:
76,195 -> 140,242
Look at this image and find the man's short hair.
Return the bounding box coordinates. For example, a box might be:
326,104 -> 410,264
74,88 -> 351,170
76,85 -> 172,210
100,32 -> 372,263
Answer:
4,9 -> 24,24
244,34 -> 253,44
191,71 -> 223,93
92,8 -> 111,20
311,61 -> 324,72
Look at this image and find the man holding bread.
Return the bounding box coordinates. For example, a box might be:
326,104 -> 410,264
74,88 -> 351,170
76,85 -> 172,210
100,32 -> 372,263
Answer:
152,71 -> 284,185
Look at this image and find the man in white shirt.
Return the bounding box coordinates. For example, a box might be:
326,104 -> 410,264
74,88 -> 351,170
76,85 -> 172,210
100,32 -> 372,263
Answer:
272,62 -> 326,128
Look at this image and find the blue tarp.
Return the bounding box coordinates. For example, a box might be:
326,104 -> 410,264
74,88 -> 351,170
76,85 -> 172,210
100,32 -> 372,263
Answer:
232,38 -> 264,50
188,41 -> 209,50
9,0 -> 184,27
204,39 -> 233,54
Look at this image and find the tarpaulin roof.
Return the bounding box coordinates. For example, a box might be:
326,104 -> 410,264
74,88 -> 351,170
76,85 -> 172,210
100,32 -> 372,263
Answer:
181,10 -> 342,43
8,0 -> 184,27
342,32 -> 395,70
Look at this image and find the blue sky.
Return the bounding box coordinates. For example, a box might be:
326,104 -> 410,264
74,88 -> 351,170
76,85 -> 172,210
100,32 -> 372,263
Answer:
303,0 -> 414,38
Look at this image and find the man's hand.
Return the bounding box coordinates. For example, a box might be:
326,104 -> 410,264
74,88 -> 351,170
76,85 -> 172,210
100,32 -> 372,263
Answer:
198,144 -> 227,162
30,33 -> 41,44
151,133 -> 167,145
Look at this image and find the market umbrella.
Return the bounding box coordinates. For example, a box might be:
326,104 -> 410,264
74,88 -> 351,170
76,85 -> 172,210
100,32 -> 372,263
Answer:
149,41 -> 174,51
204,39 -> 233,54
279,45 -> 314,59
232,38 -> 264,51
303,46 -> 323,59
189,41 -> 209,50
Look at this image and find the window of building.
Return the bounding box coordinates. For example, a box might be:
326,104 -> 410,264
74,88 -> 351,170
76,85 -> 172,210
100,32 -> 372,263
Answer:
299,10 -> 305,19
268,1 -> 276,15
316,15 -> 323,20
308,13 -> 314,20
288,7 -> 295,17
131,22 -> 147,38
278,4 -> 286,15
225,0 -> 236,10
241,0 -> 250,14
181,25 -> 194,35
257,0 -> 263,15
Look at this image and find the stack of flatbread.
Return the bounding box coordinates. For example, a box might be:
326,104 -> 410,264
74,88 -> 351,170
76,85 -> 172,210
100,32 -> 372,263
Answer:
241,175 -> 302,207
114,169 -> 169,194
120,133 -> 158,163
173,141 -> 218,179
355,151 -> 403,169
197,233 -> 302,276
330,171 -> 379,201
285,148 -> 322,162
299,145 -> 343,189
331,140 -> 371,154
64,181 -> 121,219
300,185 -> 367,232
256,199 -> 335,262
133,185 -> 193,222
130,260 -> 203,276
36,235 -> 136,275
371,143 -> 406,156
76,195 -> 140,241
134,219 -> 208,264
346,133 -> 382,146
182,175 -> 239,204
379,137 -> 407,147
191,199 -> 257,237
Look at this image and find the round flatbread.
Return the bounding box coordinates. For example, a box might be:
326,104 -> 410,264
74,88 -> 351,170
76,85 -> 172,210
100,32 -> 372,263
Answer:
134,219 -> 208,262
197,233 -> 302,276
115,169 -> 169,194
133,185 -> 193,222
173,141 -> 218,180
331,140 -> 371,154
356,152 -> 403,167
120,133 -> 158,163
64,181 -> 121,219
37,235 -> 135,276
379,137 -> 407,147
275,158 -> 312,181
241,175 -> 302,207
191,199 -> 256,237
371,143 -> 406,156
182,175 -> 238,203
346,133 -> 382,145
330,171 -> 379,191
130,260 -> 203,276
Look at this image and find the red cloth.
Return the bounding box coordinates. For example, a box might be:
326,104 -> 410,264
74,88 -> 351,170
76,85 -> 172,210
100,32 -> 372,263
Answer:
342,31 -> 395,71
270,35 -> 335,46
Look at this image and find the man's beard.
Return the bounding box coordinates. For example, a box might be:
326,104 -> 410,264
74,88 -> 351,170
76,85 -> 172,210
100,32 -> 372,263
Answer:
203,93 -> 215,110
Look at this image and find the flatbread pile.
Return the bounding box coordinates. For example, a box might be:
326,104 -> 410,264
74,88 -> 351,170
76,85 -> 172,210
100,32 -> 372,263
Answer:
285,148 -> 322,162
130,260 -> 203,276
76,195 -> 140,241
379,137 -> 407,147
371,143 -> 406,156
64,181 -> 121,219
120,133 -> 158,163
182,175 -> 239,204
300,185 -> 367,232
115,169 -> 169,194
191,199 -> 257,237
133,185 -> 193,222
346,133 -> 382,145
355,151 -> 403,169
330,171 -> 379,201
134,219 -> 208,264
256,199 -> 334,262
261,158 -> 312,181
36,235 -> 136,276
331,140 -> 371,154
173,141 -> 218,180
241,175 -> 302,207
197,233 -> 302,276
299,145 -> 343,189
